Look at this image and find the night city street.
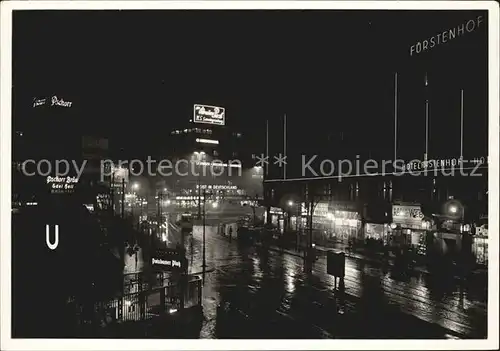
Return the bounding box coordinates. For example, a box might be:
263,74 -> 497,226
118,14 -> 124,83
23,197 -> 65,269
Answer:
2,1 -> 498,350
129,218 -> 487,339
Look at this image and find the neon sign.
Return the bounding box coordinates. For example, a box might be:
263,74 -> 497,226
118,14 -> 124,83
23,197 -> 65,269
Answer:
46,176 -> 78,193
32,96 -> 72,108
193,104 -> 225,126
32,98 -> 46,107
410,16 -> 484,56
392,205 -> 424,225
196,184 -> 237,190
51,96 -> 72,107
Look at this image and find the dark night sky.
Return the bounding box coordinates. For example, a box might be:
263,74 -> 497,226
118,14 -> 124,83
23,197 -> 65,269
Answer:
12,10 -> 488,163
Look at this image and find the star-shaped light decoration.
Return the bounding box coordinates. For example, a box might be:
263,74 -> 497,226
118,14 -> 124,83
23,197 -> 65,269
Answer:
254,153 -> 269,168
273,153 -> 287,167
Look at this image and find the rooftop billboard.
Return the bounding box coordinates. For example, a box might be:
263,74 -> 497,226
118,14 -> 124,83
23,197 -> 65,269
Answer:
193,104 -> 225,126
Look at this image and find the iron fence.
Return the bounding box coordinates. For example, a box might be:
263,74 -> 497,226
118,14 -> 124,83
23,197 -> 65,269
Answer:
70,274 -> 202,327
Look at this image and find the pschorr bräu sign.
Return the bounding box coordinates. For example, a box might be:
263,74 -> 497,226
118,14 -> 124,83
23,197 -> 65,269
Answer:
193,104 -> 225,126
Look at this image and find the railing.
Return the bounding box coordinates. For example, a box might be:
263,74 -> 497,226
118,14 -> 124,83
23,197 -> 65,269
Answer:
71,275 -> 203,326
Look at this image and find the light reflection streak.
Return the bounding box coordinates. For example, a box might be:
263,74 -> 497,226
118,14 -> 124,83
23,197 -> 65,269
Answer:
282,258 -> 296,294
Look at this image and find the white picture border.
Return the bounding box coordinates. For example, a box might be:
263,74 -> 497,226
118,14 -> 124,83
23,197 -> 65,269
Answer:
1,1 -> 498,350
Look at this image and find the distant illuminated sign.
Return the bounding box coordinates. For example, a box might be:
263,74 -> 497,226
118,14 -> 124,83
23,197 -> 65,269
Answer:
51,95 -> 72,107
270,207 -> 283,215
195,161 -> 241,168
46,176 -> 79,193
409,16 -> 484,56
405,158 -> 463,171
193,104 -> 225,126
301,201 -> 330,217
176,196 -> 197,200
32,98 -> 46,107
392,205 -> 424,225
329,201 -> 359,213
111,166 -> 129,187
32,95 -> 73,108
476,225 -> 488,237
152,257 -> 183,268
196,184 -> 237,190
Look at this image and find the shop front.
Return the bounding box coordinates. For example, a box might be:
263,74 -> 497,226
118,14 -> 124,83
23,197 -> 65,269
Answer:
300,201 -> 328,235
264,206 -> 284,233
328,201 -> 362,244
472,223 -> 488,266
299,201 -> 361,245
391,204 -> 427,251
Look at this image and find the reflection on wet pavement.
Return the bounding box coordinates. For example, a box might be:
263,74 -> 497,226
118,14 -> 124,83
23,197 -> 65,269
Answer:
138,220 -> 487,339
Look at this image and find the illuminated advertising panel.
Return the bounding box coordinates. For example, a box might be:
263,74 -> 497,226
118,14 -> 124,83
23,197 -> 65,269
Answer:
392,204 -> 424,226
46,176 -> 79,194
151,248 -> 187,272
193,104 -> 225,126
32,95 -> 73,108
111,166 -> 129,187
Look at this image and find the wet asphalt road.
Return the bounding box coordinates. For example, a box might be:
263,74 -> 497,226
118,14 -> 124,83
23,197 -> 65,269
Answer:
149,219 -> 488,339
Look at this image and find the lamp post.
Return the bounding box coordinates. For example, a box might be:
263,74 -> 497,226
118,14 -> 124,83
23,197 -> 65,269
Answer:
252,194 -> 259,227
157,190 -> 164,245
199,189 -> 217,273
202,189 -> 208,272
132,183 -> 140,228
287,200 -> 294,226
285,200 -> 294,246
194,152 -> 206,220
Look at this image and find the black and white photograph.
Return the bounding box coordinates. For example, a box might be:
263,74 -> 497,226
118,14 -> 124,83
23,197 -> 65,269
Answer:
1,1 -> 498,349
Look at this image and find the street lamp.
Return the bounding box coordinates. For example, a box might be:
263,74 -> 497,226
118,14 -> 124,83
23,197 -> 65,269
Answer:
193,151 -> 207,219
212,201 -> 218,209
449,205 -> 458,214
288,200 -> 294,207
133,183 -> 139,191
